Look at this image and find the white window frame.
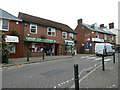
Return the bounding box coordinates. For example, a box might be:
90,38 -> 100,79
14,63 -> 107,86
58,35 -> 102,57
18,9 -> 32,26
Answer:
96,32 -> 99,38
112,35 -> 114,40
0,19 -> 9,31
30,24 -> 37,34
104,34 -> 107,40
47,27 -> 56,37
62,31 -> 67,39
69,33 -> 74,39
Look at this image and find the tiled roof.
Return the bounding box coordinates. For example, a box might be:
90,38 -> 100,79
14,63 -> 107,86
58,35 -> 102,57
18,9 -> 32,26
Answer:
0,8 -> 21,21
19,12 -> 76,34
82,23 -> 116,35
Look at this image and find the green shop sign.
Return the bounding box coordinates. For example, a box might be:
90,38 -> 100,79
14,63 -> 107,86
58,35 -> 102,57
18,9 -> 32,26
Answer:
24,37 -> 56,43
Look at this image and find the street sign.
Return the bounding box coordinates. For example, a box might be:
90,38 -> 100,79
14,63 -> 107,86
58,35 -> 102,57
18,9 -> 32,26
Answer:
85,43 -> 89,51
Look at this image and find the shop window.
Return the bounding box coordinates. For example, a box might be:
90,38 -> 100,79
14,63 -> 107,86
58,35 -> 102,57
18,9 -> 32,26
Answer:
47,27 -> 56,36
65,45 -> 72,53
0,19 -> 9,31
69,33 -> 74,39
62,31 -> 67,39
30,24 -> 37,34
9,44 -> 16,54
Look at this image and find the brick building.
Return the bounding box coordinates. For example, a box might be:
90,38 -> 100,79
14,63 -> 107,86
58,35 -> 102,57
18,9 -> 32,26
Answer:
75,19 -> 116,54
0,8 -> 22,58
18,12 -> 77,57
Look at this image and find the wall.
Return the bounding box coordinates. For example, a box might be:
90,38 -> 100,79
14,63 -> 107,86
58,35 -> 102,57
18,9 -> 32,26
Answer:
2,20 -> 22,58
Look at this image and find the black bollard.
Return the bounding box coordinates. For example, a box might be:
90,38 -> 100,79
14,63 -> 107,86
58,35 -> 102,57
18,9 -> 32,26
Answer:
113,53 -> 115,63
42,49 -> 44,59
74,64 -> 79,90
102,54 -> 105,71
27,49 -> 29,61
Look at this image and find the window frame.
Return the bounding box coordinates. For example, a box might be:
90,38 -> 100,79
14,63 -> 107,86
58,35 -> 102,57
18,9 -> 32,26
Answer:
62,31 -> 67,39
104,34 -> 107,40
47,27 -> 56,37
96,32 -> 99,38
0,19 -> 9,31
69,33 -> 74,39
30,24 -> 37,34
10,44 -> 16,54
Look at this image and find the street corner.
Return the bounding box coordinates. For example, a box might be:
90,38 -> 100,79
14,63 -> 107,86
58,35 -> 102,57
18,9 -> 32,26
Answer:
79,62 -> 118,88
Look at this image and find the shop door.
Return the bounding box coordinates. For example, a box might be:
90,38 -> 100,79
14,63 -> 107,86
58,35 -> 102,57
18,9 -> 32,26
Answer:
55,44 -> 59,55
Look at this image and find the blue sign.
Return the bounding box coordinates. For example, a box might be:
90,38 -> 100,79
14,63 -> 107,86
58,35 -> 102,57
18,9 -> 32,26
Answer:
85,43 -> 89,50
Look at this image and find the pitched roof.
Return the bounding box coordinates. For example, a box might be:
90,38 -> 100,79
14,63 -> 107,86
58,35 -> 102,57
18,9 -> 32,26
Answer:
82,23 -> 116,35
0,8 -> 21,21
18,12 -> 76,34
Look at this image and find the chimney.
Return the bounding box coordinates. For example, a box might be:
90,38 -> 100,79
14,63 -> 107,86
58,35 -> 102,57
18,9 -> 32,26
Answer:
109,22 -> 114,29
100,24 -> 104,28
78,19 -> 82,25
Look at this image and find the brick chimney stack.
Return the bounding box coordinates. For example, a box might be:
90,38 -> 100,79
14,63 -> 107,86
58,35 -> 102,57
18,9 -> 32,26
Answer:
109,22 -> 114,29
100,24 -> 104,28
78,19 -> 82,25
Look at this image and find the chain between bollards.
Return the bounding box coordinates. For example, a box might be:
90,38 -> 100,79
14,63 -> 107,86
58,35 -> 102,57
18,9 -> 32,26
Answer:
74,64 -> 79,90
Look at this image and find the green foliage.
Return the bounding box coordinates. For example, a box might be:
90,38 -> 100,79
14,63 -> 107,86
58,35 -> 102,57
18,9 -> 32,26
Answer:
10,30 -> 18,35
40,34 -> 46,39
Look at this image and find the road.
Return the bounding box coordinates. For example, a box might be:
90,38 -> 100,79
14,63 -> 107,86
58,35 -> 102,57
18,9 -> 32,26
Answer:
2,54 -> 118,88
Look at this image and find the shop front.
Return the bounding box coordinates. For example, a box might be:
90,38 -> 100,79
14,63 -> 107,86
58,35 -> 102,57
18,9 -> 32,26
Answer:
5,35 -> 20,58
64,40 -> 76,55
24,37 -> 56,57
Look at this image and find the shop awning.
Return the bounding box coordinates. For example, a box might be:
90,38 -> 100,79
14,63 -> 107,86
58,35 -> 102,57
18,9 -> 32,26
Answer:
5,35 -> 19,43
24,37 -> 56,43
65,40 -> 75,45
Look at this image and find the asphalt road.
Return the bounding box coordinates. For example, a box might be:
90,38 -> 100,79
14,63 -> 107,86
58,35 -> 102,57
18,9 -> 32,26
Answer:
2,54 -> 117,88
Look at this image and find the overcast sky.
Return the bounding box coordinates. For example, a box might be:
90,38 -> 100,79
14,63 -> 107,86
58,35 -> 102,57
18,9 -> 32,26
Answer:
1,0 -> 119,29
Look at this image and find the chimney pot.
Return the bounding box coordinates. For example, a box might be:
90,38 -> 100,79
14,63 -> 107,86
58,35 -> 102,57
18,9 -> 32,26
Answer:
78,19 -> 82,25
100,24 -> 104,28
109,22 -> 114,29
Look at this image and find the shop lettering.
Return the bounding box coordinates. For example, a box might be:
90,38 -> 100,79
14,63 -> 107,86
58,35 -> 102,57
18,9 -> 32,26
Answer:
25,37 -> 55,43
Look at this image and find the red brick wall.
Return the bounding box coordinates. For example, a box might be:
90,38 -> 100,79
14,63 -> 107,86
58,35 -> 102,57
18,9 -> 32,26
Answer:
2,20 -> 22,58
22,23 -> 77,56
75,23 -> 116,54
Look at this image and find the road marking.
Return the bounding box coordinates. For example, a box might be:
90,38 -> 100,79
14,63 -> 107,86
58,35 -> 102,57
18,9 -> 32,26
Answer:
54,63 -> 99,88
95,58 -> 101,60
87,57 -> 96,60
104,59 -> 112,62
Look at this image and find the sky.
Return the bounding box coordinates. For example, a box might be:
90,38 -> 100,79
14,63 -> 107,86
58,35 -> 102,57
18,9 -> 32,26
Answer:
0,0 -> 119,29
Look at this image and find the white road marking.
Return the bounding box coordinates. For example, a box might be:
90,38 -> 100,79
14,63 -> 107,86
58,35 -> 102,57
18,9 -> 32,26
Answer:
95,58 -> 102,61
55,63 -> 99,88
87,57 -> 96,59
104,59 -> 112,62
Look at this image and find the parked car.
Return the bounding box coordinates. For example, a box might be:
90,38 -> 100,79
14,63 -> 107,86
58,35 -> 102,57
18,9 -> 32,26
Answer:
95,43 -> 115,56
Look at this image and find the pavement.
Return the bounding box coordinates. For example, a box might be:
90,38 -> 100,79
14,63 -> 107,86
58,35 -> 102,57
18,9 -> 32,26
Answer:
1,55 -> 73,68
71,58 -> 119,89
